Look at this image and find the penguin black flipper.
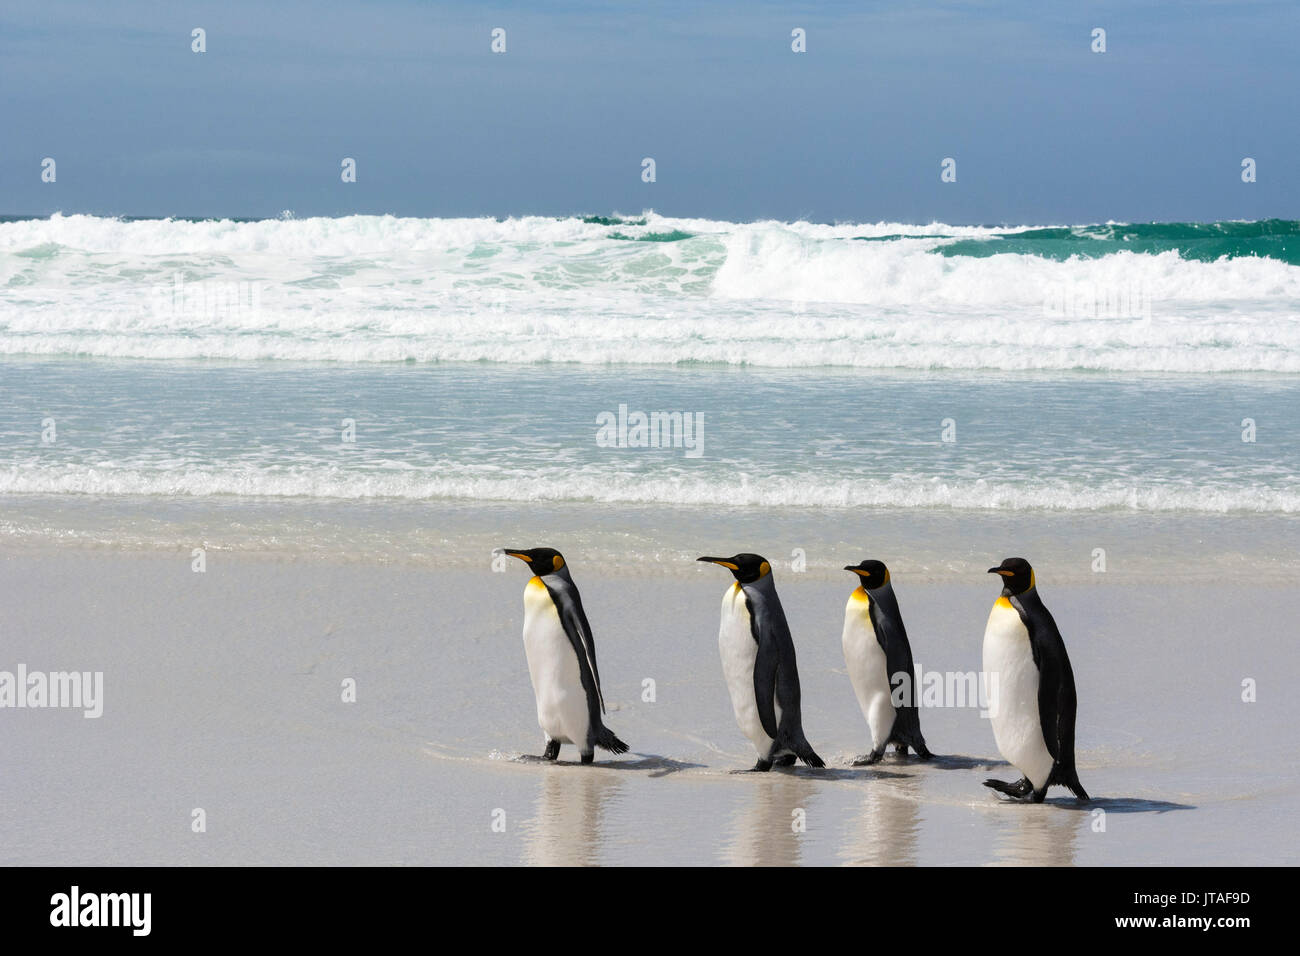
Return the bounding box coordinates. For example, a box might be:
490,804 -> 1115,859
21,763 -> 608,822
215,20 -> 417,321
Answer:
868,591 -> 932,759
1044,645 -> 1088,799
747,588 -> 824,768
751,620 -> 781,742
545,575 -> 605,712
1015,591 -> 1088,800
543,576 -> 629,755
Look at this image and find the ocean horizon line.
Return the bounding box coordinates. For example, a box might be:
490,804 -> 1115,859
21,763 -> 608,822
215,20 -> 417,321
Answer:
4,210 -> 1299,229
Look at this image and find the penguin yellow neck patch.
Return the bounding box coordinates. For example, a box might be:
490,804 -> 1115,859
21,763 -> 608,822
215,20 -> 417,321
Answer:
994,596 -> 1014,609
527,576 -> 548,591
850,587 -> 870,604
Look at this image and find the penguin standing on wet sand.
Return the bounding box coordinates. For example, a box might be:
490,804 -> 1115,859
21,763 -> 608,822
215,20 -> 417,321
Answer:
698,553 -> 824,771
841,559 -> 932,764
502,547 -> 629,763
982,557 -> 1089,802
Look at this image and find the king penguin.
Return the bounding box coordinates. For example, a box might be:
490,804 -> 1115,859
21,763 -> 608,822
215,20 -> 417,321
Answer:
502,547 -> 628,764
982,557 -> 1089,802
841,559 -> 932,764
697,553 -> 824,771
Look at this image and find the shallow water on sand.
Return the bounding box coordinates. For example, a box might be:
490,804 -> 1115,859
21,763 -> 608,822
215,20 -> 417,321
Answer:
3,360 -> 1298,515
0,554 -> 1291,865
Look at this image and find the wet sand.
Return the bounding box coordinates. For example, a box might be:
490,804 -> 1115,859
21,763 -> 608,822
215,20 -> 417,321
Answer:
1,547 -> 1293,865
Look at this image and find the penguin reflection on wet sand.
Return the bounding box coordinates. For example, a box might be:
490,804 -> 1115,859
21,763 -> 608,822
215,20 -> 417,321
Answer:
841,560 -> 932,764
982,557 -> 1089,803
502,547 -> 629,763
698,553 -> 824,771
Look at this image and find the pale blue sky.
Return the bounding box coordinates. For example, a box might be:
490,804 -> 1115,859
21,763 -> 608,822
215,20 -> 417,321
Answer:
2,0 -> 1296,223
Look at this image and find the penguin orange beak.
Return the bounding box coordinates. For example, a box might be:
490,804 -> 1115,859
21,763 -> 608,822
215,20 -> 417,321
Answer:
989,567 -> 1012,576
844,565 -> 867,575
697,556 -> 739,570
503,550 -> 533,563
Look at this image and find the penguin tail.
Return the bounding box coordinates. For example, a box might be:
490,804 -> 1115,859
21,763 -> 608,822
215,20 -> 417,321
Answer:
595,725 -> 629,755
1051,761 -> 1090,801
1062,770 -> 1090,801
894,711 -> 932,759
791,736 -> 825,769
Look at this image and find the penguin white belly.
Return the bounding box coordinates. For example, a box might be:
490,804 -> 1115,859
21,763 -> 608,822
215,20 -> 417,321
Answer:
983,598 -> 1054,790
842,591 -> 895,750
522,577 -> 590,749
717,585 -> 779,757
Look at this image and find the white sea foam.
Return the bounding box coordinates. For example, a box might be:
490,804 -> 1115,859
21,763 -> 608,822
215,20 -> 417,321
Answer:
3,213 -> 1298,372
2,463 -> 1295,513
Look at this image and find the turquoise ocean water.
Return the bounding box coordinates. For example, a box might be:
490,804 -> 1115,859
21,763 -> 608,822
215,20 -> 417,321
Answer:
1,213 -> 1297,569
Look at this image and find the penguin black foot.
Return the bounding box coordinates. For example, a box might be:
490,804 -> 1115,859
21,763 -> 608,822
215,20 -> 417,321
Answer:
580,752 -> 594,765
894,744 -> 908,756
912,742 -> 934,760
772,754 -> 797,767
751,758 -> 774,772
984,776 -> 1034,799
541,740 -> 561,761
852,748 -> 886,766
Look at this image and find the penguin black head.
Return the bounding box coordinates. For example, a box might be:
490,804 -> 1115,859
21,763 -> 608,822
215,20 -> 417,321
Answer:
988,557 -> 1035,595
502,547 -> 567,575
697,553 -> 772,584
844,559 -> 890,590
